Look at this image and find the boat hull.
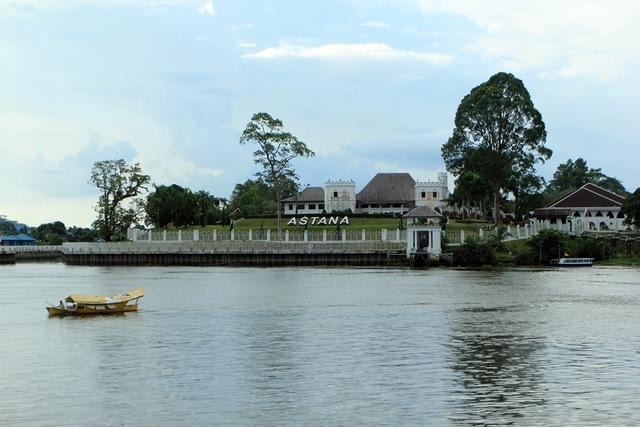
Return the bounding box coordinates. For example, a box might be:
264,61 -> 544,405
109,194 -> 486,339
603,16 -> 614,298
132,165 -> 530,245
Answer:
47,303 -> 139,316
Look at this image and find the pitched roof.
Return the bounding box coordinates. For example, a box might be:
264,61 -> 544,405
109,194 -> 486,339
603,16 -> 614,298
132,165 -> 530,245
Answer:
356,173 -> 415,204
0,233 -> 36,241
404,206 -> 442,218
282,186 -> 325,202
547,183 -> 626,209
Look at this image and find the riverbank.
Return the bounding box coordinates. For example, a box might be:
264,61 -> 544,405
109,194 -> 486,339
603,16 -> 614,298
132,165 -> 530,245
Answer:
600,257 -> 640,266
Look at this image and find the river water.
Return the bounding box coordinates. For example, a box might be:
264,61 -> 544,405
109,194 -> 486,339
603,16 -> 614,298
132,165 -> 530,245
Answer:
1,263 -> 640,426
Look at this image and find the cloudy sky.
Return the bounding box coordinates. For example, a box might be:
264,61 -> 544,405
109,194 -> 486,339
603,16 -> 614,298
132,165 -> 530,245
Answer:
1,0 -> 638,227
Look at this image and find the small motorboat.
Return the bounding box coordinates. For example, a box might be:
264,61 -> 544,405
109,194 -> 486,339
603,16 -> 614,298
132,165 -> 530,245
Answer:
550,258 -> 594,267
46,288 -> 144,316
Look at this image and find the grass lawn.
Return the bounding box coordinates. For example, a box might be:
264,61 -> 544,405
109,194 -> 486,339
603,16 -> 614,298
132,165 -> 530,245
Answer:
161,216 -> 493,232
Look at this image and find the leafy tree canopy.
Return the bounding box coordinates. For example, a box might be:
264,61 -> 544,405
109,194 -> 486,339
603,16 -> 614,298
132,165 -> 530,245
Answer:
229,178 -> 298,217
442,72 -> 551,224
546,158 -> 627,197
89,159 -> 151,241
622,188 -> 640,228
145,185 -> 227,228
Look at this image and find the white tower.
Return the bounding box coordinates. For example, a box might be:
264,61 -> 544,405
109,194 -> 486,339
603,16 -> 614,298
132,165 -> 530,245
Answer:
324,180 -> 356,213
415,172 -> 449,211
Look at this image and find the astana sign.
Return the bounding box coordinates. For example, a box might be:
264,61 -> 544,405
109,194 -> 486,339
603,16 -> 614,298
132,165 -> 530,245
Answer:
286,216 -> 350,226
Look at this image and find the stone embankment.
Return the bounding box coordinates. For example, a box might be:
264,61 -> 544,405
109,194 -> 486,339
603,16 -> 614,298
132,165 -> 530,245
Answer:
63,241 -> 408,267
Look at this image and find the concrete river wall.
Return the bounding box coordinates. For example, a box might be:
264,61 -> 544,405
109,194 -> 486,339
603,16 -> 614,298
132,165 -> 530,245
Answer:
63,242 -> 408,267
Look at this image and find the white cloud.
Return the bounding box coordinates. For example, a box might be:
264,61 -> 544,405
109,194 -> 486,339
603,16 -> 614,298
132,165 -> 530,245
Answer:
361,21 -> 390,29
197,0 -> 215,16
238,42 -> 257,49
245,42 -> 453,64
418,0 -> 640,80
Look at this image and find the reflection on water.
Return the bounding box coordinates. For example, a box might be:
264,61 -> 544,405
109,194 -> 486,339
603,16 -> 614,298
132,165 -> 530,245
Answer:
448,306 -> 546,425
1,264 -> 640,426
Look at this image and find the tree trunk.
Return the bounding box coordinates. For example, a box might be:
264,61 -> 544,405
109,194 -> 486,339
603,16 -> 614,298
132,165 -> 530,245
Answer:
276,186 -> 282,240
493,184 -> 501,225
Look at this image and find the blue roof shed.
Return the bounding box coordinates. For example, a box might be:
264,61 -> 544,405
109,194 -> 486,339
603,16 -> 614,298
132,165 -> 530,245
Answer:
0,234 -> 37,246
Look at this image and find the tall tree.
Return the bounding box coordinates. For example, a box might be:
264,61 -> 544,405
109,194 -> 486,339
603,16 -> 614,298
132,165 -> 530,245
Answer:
622,188 -> 640,228
89,159 -> 150,241
239,112 -> 314,236
442,72 -> 551,224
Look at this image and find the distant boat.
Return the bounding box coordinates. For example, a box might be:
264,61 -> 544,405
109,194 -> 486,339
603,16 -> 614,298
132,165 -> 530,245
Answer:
550,258 -> 593,267
46,288 -> 144,316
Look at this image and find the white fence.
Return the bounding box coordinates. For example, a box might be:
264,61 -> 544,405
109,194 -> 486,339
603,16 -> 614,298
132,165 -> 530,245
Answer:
128,228 -> 407,243
443,219 -> 555,247
0,245 -> 63,253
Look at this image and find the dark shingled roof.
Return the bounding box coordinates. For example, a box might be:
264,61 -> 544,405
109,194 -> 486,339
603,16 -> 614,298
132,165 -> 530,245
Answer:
404,206 -> 442,218
548,183 -> 625,208
356,173 -> 415,204
282,186 -> 325,202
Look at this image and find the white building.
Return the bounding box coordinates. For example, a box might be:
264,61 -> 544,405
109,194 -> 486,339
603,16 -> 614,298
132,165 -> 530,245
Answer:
282,172 -> 450,215
415,172 -> 449,212
405,205 -> 442,256
533,183 -> 630,233
324,180 -> 357,213
282,187 -> 325,215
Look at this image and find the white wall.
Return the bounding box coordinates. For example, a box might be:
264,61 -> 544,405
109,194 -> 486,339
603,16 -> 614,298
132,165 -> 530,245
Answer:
324,180 -> 356,213
415,172 -> 448,210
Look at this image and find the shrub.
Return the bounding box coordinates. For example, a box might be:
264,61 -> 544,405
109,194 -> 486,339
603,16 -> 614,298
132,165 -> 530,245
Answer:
526,229 -> 568,264
454,238 -> 497,266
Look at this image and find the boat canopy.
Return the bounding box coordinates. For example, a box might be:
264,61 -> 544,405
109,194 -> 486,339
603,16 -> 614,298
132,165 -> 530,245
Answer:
66,288 -> 144,305
66,294 -> 112,304
119,288 -> 144,300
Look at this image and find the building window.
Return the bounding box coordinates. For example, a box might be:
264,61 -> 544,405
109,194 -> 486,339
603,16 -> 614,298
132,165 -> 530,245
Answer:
297,204 -> 305,210
319,204 -> 325,210
421,191 -> 426,198
288,204 -> 294,210
333,191 -> 338,198
432,191 -> 438,198
309,204 -> 316,210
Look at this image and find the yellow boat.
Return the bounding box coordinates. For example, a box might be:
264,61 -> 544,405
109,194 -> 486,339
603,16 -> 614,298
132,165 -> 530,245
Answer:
46,288 -> 144,316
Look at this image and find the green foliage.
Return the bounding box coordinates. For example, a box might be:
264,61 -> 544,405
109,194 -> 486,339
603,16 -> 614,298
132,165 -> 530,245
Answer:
228,177 -> 297,217
526,229 -> 567,264
145,185 -> 226,228
546,158 -> 627,198
66,226 -> 99,242
506,161 -> 546,220
448,169 -> 491,219
32,221 -> 67,244
454,238 -> 497,266
239,112 -> 314,234
0,221 -> 17,234
622,188 -> 640,227
442,72 -> 550,224
89,159 -> 151,241
490,225 -> 511,251
229,179 -> 277,216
